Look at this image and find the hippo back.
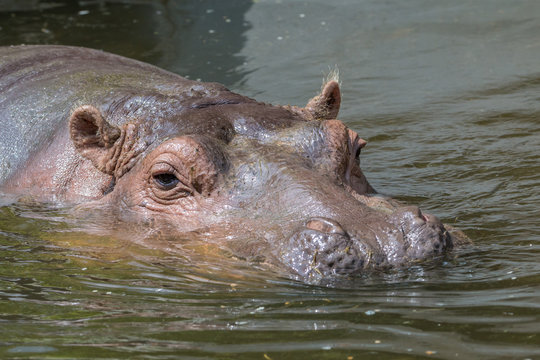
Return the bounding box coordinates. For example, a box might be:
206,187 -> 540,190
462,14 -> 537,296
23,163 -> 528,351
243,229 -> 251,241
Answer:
0,45 -> 240,184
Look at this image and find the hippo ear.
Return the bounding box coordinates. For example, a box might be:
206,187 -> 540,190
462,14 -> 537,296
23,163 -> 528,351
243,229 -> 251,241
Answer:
69,105 -> 122,175
305,80 -> 341,120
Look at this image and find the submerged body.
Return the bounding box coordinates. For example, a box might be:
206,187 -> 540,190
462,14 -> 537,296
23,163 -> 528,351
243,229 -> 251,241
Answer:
0,45 -> 466,282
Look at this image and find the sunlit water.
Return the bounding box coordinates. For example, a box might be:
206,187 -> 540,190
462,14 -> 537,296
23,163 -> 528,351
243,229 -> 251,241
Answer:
1,1 -> 539,359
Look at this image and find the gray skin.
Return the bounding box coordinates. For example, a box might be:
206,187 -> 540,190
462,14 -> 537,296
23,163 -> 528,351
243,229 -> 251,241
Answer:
0,45 -> 467,282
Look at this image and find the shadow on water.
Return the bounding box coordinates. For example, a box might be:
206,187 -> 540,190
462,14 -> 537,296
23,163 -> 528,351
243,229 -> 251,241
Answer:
0,0 -> 253,86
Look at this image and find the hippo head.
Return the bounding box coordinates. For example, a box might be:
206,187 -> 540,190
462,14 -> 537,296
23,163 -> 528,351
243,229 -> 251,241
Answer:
68,80 -> 456,281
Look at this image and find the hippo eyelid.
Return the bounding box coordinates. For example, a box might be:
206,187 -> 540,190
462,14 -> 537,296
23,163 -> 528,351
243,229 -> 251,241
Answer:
148,160 -> 194,199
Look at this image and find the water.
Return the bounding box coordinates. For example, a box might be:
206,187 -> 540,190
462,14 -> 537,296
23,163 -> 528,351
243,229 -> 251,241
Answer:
1,0 -> 539,359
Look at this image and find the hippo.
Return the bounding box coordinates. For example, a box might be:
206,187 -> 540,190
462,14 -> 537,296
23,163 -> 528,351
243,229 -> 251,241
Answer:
0,45 -> 467,282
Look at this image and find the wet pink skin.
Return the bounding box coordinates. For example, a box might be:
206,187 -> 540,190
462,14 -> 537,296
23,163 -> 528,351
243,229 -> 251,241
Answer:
0,45 -> 466,282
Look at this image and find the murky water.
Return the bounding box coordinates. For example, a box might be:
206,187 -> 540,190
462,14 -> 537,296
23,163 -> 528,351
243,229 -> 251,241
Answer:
1,1 -> 539,359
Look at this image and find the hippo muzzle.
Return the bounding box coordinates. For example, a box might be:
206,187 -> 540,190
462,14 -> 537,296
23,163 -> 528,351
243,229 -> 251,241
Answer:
281,218 -> 367,278
281,207 -> 453,280
386,206 -> 453,260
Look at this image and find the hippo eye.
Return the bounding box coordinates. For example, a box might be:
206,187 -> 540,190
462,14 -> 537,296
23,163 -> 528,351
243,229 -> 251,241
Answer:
153,173 -> 180,190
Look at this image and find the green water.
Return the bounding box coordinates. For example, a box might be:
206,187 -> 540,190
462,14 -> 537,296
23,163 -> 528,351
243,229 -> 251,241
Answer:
1,1 -> 539,359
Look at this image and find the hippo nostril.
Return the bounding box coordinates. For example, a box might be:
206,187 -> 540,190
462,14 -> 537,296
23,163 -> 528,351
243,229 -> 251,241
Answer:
304,217 -> 347,236
401,206 -> 428,224
421,211 -> 442,226
407,206 -> 426,222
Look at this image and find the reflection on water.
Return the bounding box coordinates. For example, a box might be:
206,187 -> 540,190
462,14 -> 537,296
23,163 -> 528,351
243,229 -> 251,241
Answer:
1,0 -> 539,359
0,0 -> 252,85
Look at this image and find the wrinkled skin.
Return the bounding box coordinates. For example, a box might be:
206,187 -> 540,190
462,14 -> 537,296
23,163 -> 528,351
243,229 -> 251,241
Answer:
0,45 -> 467,282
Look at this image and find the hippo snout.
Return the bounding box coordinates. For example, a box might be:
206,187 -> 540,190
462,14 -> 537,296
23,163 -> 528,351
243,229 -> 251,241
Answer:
279,207 -> 454,280
387,206 -> 454,260
304,217 -> 347,235
279,217 -> 366,280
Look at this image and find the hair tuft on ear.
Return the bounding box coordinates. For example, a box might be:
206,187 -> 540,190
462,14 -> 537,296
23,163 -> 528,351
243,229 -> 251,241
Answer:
305,80 -> 341,120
